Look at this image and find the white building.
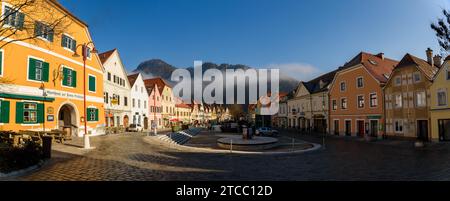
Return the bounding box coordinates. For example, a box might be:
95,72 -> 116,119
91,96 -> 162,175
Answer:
127,73 -> 150,130
99,49 -> 132,128
288,70 -> 337,133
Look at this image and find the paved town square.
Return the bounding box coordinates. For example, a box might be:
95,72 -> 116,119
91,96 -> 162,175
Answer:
3,130 -> 450,181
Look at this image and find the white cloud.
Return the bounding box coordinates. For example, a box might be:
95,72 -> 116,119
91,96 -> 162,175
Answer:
266,63 -> 322,82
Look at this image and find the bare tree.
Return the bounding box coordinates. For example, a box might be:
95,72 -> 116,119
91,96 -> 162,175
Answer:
431,9 -> 450,56
0,0 -> 72,84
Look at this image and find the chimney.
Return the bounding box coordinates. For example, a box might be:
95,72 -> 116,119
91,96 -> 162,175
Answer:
377,53 -> 385,60
426,48 -> 434,66
433,55 -> 442,67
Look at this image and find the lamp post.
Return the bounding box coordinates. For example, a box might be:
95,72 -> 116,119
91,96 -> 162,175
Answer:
73,42 -> 98,149
40,83 -> 47,132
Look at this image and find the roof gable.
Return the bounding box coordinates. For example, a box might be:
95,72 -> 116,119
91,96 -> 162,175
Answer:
395,54 -> 439,81
127,73 -> 139,87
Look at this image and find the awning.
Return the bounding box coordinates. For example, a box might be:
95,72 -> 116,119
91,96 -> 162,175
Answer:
0,93 -> 55,102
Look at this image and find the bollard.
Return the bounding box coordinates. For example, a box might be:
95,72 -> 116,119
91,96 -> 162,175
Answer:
292,138 -> 295,152
42,136 -> 53,159
230,139 -> 233,154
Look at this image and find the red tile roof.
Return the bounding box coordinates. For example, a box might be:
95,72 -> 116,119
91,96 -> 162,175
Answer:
127,73 -> 139,87
143,77 -> 171,94
343,52 -> 398,83
176,103 -> 191,109
98,49 -> 116,64
395,54 -> 440,81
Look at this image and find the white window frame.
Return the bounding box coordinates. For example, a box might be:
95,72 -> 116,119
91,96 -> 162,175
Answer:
340,81 -> 346,92
369,93 -> 378,108
341,97 -> 348,110
35,21 -> 54,43
88,74 -> 97,93
26,56 -> 46,83
413,72 -> 421,83
415,91 -> 426,107
2,3 -> 23,29
394,120 -> 404,134
394,76 -> 401,86
61,65 -> 76,88
437,89 -> 448,107
395,94 -> 403,109
62,33 -> 76,52
357,95 -> 365,109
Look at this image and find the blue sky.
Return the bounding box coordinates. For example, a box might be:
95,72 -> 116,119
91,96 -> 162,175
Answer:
60,0 -> 449,81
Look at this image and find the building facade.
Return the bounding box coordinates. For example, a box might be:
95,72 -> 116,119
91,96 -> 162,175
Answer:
99,49 -> 131,129
384,51 -> 439,141
0,0 -> 105,136
145,83 -> 163,129
175,103 -> 192,124
329,52 -> 397,138
128,73 -> 150,129
275,93 -> 289,128
430,56 -> 450,141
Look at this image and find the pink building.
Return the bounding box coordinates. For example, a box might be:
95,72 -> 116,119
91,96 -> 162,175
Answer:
145,82 -> 163,129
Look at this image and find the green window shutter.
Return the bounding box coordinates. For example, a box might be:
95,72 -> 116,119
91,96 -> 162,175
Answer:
4,7 -> 11,25
61,35 -> 67,47
1,101 -> 10,123
62,67 -> 68,86
28,58 -> 36,80
62,67 -> 69,86
37,103 -> 44,123
89,76 -> 96,92
18,12 -> 25,29
48,30 -> 54,42
86,108 -> 90,121
95,109 -> 99,121
72,40 -> 77,52
15,102 -> 24,124
42,62 -> 49,82
72,70 -> 77,87
34,22 -> 42,37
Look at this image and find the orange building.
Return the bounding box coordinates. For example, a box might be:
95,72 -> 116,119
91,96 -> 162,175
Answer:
329,52 -> 398,138
0,0 -> 105,136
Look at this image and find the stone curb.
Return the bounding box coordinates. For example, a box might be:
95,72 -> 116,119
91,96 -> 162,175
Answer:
0,160 -> 48,179
144,136 -> 322,156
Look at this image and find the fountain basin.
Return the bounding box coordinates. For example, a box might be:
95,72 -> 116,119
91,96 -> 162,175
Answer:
217,136 -> 279,151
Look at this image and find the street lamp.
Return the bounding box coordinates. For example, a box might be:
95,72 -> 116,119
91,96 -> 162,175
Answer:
73,42 -> 98,149
39,83 -> 47,132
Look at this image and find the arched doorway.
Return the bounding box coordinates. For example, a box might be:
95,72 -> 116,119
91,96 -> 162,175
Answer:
144,117 -> 149,129
123,115 -> 129,128
58,104 -> 78,137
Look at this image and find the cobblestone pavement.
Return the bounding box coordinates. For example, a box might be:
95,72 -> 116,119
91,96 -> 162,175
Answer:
6,131 -> 450,181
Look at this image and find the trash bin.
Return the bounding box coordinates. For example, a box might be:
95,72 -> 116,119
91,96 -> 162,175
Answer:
42,136 -> 52,159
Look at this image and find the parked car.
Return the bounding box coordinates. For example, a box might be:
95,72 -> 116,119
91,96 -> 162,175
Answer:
255,127 -> 279,136
127,124 -> 144,132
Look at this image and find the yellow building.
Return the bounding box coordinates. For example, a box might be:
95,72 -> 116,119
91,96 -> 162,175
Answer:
430,56 -> 450,142
0,0 -> 105,137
